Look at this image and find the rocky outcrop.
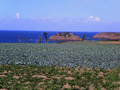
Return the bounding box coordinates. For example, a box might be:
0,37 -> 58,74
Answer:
48,32 -> 83,41
91,32 -> 120,40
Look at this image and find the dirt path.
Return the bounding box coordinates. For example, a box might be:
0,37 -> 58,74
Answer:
89,41 -> 120,44
54,41 -> 120,44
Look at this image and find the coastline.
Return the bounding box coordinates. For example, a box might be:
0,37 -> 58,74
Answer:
54,40 -> 120,44
53,40 -> 90,44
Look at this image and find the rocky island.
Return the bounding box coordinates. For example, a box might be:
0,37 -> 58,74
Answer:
91,32 -> 120,40
48,32 -> 85,41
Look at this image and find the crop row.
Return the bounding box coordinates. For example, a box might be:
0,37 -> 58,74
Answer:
0,42 -> 120,70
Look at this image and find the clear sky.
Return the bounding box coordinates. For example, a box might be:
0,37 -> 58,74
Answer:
0,0 -> 120,32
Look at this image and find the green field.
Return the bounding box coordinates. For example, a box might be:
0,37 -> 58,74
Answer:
0,41 -> 120,90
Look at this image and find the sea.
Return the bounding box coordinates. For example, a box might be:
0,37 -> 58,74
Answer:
0,30 -> 102,43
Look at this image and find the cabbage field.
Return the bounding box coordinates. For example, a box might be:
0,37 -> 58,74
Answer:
0,41 -> 120,70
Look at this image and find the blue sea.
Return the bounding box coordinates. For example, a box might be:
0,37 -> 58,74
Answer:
0,30 -> 102,43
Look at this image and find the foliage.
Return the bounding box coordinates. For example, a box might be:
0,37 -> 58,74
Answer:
55,32 -> 74,37
44,32 -> 48,43
63,32 -> 72,37
0,42 -> 120,70
82,33 -> 86,41
73,33 -> 77,36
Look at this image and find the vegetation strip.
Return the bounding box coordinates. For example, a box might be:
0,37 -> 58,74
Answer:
0,41 -> 120,89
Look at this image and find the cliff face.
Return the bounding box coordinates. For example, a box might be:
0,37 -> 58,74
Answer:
48,32 -> 82,41
92,32 -> 120,40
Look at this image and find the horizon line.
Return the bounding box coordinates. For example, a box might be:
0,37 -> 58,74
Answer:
0,30 -> 120,33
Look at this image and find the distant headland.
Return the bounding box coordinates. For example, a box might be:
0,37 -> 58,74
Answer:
91,32 -> 120,41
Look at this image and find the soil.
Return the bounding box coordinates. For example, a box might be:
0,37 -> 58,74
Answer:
54,41 -> 120,44
89,41 -> 120,44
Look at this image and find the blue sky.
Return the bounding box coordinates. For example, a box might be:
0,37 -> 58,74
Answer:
0,0 -> 120,32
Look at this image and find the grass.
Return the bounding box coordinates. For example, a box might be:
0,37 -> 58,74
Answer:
1,64 -> 120,90
0,41 -> 120,90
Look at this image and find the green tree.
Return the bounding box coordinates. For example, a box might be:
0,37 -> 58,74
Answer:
44,32 -> 48,43
82,33 -> 86,41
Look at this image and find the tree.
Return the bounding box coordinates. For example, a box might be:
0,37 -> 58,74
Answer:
18,36 -> 22,43
44,32 -> 48,43
36,33 -> 42,43
82,33 -> 86,41
39,33 -> 42,43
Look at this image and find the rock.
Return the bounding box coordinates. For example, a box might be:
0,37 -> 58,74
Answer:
91,32 -> 120,40
48,32 -> 82,41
